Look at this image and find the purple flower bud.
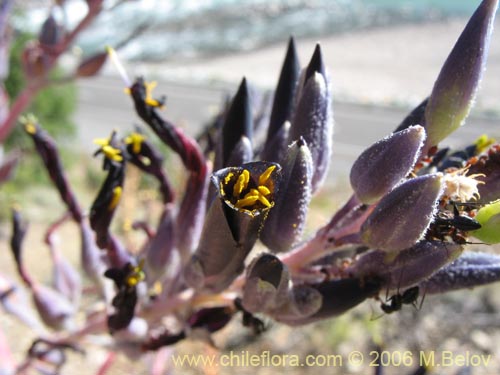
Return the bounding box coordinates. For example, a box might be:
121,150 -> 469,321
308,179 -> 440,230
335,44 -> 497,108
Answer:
346,240 -> 463,290
361,173 -> 443,251
242,254 -> 290,313
185,161 -> 281,292
424,0 -> 499,150
261,37 -> 300,163
350,126 -> 426,204
261,138 -> 313,252
38,13 -> 62,47
361,174 -> 444,252
76,51 -> 107,78
23,117 -> 83,222
219,78 -> 253,167
289,44 -> 333,193
421,251 -> 500,294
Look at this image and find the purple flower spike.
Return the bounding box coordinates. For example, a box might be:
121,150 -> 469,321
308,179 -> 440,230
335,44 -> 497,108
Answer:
350,125 -> 426,204
424,0 -> 499,150
421,252 -> 500,294
347,241 -> 463,290
242,254 -> 290,313
261,37 -> 300,163
185,161 -> 281,292
261,138 -> 313,252
289,44 -> 333,193
361,174 -> 444,252
219,78 -> 253,168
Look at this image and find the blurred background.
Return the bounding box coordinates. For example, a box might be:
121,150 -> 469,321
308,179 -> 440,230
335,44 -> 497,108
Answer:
2,0 -> 500,374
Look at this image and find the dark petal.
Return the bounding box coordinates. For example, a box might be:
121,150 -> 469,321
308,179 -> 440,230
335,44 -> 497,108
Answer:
350,125 -> 426,204
188,307 -> 233,333
90,163 -> 125,249
361,174 -> 444,252
424,0 -> 499,150
108,288 -> 138,333
421,251 -> 500,294
394,97 -> 428,133
220,78 -> 253,167
262,37 -> 300,161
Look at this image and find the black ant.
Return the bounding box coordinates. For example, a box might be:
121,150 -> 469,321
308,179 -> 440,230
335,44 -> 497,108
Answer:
427,203 -> 481,244
234,298 -> 267,335
380,286 -> 420,314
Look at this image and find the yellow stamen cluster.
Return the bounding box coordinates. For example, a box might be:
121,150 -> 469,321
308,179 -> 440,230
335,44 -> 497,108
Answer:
94,137 -> 123,162
221,165 -> 276,215
124,132 -> 146,154
125,259 -> 145,287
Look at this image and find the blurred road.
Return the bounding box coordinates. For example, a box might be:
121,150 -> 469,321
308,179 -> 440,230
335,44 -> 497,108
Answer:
75,75 -> 500,183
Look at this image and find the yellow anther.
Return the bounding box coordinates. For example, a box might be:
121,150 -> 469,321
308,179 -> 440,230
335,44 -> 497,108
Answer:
233,169 -> 250,197
108,186 -> 122,211
124,132 -> 146,154
224,172 -> 234,185
102,145 -> 123,162
93,137 -> 110,147
258,185 -> 271,196
258,165 -> 276,187
257,194 -> 272,208
235,195 -> 259,209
